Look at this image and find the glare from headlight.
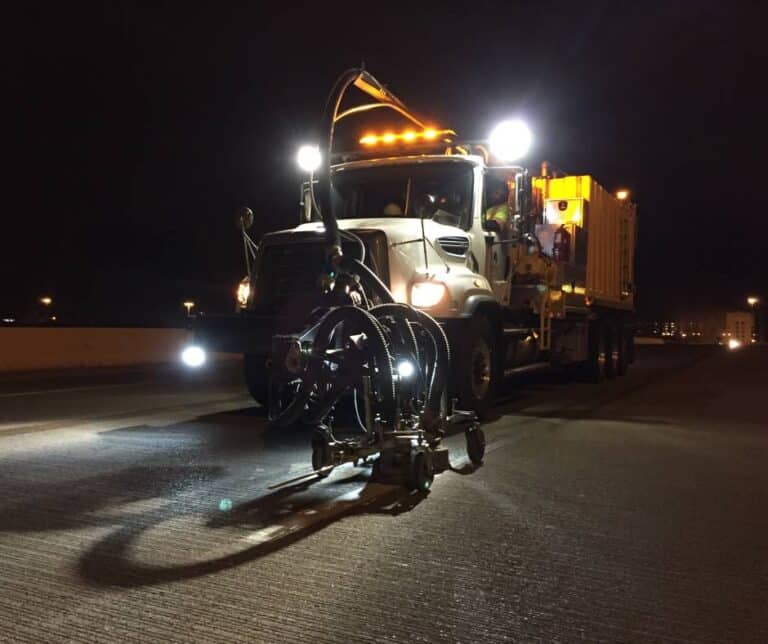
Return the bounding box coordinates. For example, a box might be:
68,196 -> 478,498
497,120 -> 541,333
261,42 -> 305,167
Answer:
236,278 -> 251,308
727,338 -> 742,350
181,345 -> 206,368
411,281 -> 446,308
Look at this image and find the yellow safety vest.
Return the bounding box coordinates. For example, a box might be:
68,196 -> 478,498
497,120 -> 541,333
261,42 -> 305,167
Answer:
485,204 -> 510,224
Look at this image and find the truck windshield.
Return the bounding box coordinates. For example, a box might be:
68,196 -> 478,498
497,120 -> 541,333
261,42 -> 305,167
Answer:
331,161 -> 474,228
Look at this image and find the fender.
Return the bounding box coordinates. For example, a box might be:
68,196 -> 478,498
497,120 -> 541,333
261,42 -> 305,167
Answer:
461,294 -> 501,319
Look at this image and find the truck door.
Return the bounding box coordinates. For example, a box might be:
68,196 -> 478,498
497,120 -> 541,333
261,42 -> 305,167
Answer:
481,169 -> 518,298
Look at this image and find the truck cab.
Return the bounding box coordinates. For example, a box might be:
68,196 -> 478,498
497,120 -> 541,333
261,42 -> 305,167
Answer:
190,69 -> 636,416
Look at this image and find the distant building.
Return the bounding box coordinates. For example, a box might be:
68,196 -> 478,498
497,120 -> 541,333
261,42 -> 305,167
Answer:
678,312 -> 726,344
639,310 -> 756,344
725,311 -> 754,345
661,321 -> 678,337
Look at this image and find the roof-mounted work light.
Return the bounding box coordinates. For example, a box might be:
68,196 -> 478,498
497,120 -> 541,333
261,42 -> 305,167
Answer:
488,120 -> 532,162
297,145 -> 322,173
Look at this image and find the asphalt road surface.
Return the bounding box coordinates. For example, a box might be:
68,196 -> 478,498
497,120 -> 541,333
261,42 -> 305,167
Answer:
1,346 -> 767,642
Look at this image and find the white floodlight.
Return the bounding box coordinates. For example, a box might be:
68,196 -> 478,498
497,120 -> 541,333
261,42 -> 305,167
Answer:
489,120 -> 532,162
297,145 -> 321,173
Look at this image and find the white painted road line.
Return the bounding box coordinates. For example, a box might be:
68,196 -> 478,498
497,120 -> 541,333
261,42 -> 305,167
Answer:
0,382 -> 149,399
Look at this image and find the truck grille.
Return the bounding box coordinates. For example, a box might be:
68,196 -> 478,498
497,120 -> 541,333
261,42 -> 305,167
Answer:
261,244 -> 325,310
437,235 -> 470,257
256,231 -> 390,315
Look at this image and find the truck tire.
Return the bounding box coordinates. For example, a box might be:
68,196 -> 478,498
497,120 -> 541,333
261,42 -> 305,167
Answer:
243,353 -> 269,407
616,325 -> 630,376
585,320 -> 608,383
605,322 -> 619,380
456,315 -> 497,418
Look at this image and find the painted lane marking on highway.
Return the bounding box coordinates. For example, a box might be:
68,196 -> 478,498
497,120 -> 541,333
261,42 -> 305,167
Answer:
242,525 -> 284,545
0,396 -> 255,437
0,382 -> 150,398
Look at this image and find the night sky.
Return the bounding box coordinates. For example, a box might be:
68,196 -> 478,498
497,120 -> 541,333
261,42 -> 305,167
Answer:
6,1 -> 767,324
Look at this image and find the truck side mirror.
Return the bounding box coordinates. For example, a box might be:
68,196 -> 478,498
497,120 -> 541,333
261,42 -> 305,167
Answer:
236,206 -> 254,231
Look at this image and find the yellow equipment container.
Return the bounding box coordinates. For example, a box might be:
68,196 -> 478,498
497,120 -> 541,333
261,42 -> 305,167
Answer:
534,175 -> 637,310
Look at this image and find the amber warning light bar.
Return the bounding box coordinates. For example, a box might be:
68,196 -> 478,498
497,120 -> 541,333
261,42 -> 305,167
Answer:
359,128 -> 455,146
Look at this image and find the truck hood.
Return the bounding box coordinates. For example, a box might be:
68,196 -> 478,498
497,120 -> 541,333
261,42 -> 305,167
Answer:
261,218 -> 486,315
284,218 -> 466,246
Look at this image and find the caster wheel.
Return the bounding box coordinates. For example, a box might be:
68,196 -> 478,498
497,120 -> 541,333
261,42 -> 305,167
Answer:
466,428 -> 486,465
311,436 -> 332,478
406,451 -> 434,492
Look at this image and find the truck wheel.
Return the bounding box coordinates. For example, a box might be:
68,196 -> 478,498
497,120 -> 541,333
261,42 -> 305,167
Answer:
456,315 -> 497,418
616,325 -> 630,376
243,353 -> 269,406
605,323 -> 619,380
585,320 -> 608,383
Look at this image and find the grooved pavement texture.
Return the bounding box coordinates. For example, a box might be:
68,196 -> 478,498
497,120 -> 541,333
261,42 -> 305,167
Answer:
1,347 -> 766,642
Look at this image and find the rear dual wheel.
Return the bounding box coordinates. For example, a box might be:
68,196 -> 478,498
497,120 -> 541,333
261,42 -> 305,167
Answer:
616,324 -> 630,376
585,320 -> 629,382
585,321 -> 609,382
605,324 -> 620,379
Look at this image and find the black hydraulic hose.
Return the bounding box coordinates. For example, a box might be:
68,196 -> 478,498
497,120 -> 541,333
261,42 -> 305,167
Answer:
340,229 -> 365,264
273,305 -> 396,426
370,303 -> 420,367
340,256 -> 395,304
370,304 -> 449,417
316,68 -> 362,256
369,304 -> 420,367
414,309 -> 451,416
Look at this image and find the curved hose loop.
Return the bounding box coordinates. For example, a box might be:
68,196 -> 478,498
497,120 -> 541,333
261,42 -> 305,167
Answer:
368,303 -> 420,371
316,68 -> 363,253
370,304 -> 450,417
340,229 -> 365,264
272,305 -> 396,427
412,309 -> 450,418
339,256 -> 395,304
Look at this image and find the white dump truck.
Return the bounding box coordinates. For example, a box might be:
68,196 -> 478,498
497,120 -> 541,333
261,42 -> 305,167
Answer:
190,68 -> 637,417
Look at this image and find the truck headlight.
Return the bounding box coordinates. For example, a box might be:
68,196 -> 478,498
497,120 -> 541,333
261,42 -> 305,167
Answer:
236,277 -> 251,308
411,281 -> 447,308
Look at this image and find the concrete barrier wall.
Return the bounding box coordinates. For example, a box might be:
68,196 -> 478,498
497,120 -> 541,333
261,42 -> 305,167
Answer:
0,328 -> 191,371
634,337 -> 665,345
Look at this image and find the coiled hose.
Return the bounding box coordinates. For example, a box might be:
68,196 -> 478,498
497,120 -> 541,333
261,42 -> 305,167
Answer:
370,304 -> 450,418
273,305 -> 396,427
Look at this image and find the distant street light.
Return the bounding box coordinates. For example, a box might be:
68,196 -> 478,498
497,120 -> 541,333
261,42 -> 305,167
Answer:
183,301 -> 195,316
747,296 -> 759,307
616,189 -> 630,201
39,296 -> 53,306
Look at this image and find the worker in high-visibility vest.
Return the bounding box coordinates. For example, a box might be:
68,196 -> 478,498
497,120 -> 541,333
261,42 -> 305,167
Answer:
485,181 -> 511,234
